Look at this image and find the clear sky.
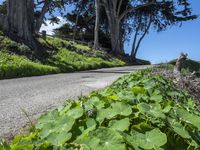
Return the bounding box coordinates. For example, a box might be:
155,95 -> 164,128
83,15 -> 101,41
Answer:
126,0 -> 200,64
0,0 -> 199,64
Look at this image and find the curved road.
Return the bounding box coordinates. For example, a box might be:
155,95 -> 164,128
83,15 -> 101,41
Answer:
0,66 -> 149,139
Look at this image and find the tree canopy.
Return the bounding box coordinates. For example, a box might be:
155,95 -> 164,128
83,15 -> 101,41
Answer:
0,0 -> 197,60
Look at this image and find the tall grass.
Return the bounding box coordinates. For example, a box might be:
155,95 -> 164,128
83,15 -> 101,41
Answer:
0,35 -> 125,79
0,52 -> 60,79
45,48 -> 125,72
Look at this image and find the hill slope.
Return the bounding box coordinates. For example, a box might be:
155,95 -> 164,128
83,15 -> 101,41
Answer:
0,32 -> 125,79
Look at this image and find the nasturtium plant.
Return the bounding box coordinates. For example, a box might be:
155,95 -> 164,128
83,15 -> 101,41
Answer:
175,108 -> 200,130
137,102 -> 166,119
66,105 -> 83,119
4,70 -> 200,150
109,118 -> 130,131
88,128 -> 126,150
45,131 -> 72,146
130,128 -> 167,149
110,102 -> 132,117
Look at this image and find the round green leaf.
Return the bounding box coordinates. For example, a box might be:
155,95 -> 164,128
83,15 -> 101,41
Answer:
67,106 -> 83,119
131,129 -> 167,149
89,128 -> 126,150
109,118 -> 130,131
45,131 -> 72,146
137,103 -> 166,119
110,102 -> 132,117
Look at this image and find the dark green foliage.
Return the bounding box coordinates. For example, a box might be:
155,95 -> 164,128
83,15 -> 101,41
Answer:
0,32 -> 34,57
54,0 -> 112,49
54,23 -> 112,49
3,71 -> 200,149
0,1 -> 6,14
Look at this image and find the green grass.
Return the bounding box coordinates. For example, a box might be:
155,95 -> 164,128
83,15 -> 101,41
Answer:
40,37 -> 125,72
0,33 -> 125,79
45,48 -> 124,72
0,52 -> 60,79
2,70 -> 200,149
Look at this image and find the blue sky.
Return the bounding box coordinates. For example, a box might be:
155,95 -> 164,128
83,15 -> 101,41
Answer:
127,0 -> 200,64
0,0 -> 199,64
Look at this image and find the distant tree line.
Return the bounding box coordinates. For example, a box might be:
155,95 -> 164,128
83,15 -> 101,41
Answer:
0,0 -> 197,60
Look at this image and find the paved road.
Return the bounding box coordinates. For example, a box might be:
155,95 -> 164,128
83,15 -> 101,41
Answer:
0,66 -> 149,139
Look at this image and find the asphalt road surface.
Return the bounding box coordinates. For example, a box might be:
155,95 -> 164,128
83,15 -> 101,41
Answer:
0,66 -> 150,139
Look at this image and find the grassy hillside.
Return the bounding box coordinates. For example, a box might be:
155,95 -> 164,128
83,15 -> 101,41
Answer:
0,52 -> 59,79
0,32 -> 125,79
40,37 -> 125,72
2,69 -> 200,149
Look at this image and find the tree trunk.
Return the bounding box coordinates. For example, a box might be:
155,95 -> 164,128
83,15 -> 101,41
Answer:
94,0 -> 100,49
102,0 -> 154,55
73,3 -> 81,41
131,24 -> 140,60
110,21 -> 124,54
131,16 -> 152,60
35,0 -> 51,33
7,0 -> 37,50
102,0 -> 124,54
106,11 -> 124,54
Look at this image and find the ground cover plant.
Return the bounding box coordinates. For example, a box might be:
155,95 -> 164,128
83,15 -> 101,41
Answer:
0,32 -> 125,79
0,51 -> 60,79
1,69 -> 200,149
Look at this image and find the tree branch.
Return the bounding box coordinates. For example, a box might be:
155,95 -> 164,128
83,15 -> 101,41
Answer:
117,0 -> 123,17
118,1 -> 155,21
131,22 -> 141,57
133,15 -> 152,57
35,0 -> 52,33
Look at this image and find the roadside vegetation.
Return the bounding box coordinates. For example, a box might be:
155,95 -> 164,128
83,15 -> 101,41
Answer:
40,37 -> 125,72
0,32 -> 125,79
1,68 -> 200,149
0,51 -> 59,79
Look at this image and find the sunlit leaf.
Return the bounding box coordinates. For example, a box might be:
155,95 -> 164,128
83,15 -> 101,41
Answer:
130,129 -> 167,149
137,103 -> 166,119
45,131 -> 72,146
66,106 -> 83,119
109,118 -> 130,131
